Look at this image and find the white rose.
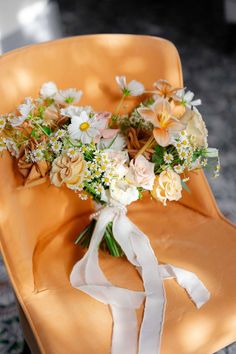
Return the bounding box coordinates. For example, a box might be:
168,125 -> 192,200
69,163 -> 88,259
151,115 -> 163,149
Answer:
151,168 -> 182,206
125,155 -> 155,190
40,81 -> 58,99
110,179 -> 139,206
180,108 -> 208,148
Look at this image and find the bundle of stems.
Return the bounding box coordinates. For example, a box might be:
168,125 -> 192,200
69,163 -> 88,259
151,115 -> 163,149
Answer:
75,219 -> 124,257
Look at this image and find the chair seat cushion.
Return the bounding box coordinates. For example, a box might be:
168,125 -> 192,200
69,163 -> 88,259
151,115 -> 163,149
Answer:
22,197 -> 236,354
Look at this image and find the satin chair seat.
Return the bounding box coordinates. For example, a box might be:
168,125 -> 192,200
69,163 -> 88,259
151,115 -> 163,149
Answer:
25,197 -> 236,354
0,34 -> 235,354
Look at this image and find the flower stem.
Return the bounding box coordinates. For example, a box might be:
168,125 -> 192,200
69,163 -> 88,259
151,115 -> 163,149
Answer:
135,135 -> 155,158
114,94 -> 125,116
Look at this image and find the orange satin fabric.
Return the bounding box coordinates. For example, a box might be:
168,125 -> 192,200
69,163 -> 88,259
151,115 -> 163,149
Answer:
0,34 -> 235,354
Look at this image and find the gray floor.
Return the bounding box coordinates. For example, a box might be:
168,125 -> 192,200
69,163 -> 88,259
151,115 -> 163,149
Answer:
0,2 -> 236,354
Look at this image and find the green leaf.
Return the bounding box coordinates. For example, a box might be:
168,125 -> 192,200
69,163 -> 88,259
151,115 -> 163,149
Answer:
41,125 -> 52,136
31,128 -> 40,139
181,180 -> 191,193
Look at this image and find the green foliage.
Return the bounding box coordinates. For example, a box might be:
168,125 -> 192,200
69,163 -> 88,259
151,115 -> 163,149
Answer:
181,180 -> 191,193
31,128 -> 40,139
41,125 -> 52,136
75,220 -> 124,257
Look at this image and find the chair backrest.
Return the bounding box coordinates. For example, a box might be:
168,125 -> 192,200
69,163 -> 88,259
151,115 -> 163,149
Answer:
0,34 -> 221,295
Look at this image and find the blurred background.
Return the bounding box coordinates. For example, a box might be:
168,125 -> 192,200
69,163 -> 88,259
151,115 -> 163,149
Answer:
0,1 -> 235,353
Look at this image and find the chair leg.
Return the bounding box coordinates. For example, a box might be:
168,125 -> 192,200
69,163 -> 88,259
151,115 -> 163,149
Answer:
22,340 -> 31,354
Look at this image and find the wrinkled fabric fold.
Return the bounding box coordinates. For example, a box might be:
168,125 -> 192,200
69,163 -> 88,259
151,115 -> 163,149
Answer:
70,206 -> 210,354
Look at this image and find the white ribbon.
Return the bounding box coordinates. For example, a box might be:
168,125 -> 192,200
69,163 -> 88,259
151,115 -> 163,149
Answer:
70,206 -> 210,354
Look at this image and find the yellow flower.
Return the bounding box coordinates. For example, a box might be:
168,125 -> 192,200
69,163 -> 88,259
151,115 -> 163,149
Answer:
50,153 -> 86,188
151,168 -> 182,206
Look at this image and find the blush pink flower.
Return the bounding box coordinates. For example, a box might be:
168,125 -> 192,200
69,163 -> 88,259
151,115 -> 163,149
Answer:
93,112 -> 119,143
125,155 -> 155,190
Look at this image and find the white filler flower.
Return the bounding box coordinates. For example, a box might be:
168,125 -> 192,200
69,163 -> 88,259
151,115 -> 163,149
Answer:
68,111 -> 104,144
116,75 -> 144,96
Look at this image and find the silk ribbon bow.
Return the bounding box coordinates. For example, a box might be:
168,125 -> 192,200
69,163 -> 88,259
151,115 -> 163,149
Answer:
70,206 -> 210,354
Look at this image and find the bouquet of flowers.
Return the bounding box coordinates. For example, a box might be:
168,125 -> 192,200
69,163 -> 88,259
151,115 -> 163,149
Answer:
0,76 -> 220,256
0,76 -> 218,354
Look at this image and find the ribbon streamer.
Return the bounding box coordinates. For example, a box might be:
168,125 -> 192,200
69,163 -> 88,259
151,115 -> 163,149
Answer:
70,206 -> 210,354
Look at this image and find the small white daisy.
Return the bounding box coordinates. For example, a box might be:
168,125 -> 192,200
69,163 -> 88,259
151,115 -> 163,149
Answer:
163,152 -> 174,164
79,192 -> 88,200
201,158 -> 208,167
50,136 -> 59,143
174,164 -> 185,174
179,130 -> 188,139
67,147 -> 79,158
55,129 -> 66,139
179,150 -> 188,160
32,149 -> 44,162
94,184 -> 104,194
51,141 -> 62,153
36,143 -> 46,151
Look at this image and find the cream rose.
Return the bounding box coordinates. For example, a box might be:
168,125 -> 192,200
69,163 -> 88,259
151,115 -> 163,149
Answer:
125,155 -> 155,190
50,153 -> 86,188
180,108 -> 208,148
110,179 -> 139,206
151,168 -> 182,206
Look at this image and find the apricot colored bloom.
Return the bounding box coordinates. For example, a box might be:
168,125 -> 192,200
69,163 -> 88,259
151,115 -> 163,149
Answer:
138,98 -> 185,147
50,153 -> 86,189
153,79 -> 179,99
151,168 -> 182,206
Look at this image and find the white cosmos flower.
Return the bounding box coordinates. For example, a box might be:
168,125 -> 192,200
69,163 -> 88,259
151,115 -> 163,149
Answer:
175,89 -> 201,110
55,88 -> 83,104
40,81 -> 58,99
60,105 -> 92,117
115,75 -> 144,96
68,111 -> 104,144
9,98 -> 34,127
18,97 -> 34,117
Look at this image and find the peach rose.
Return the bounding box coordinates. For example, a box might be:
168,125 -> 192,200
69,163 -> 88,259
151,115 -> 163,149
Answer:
50,153 -> 86,188
151,168 -> 182,206
125,155 -> 155,190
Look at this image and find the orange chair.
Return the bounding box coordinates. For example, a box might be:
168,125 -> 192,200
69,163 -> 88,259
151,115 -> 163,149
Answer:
0,34 -> 235,354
